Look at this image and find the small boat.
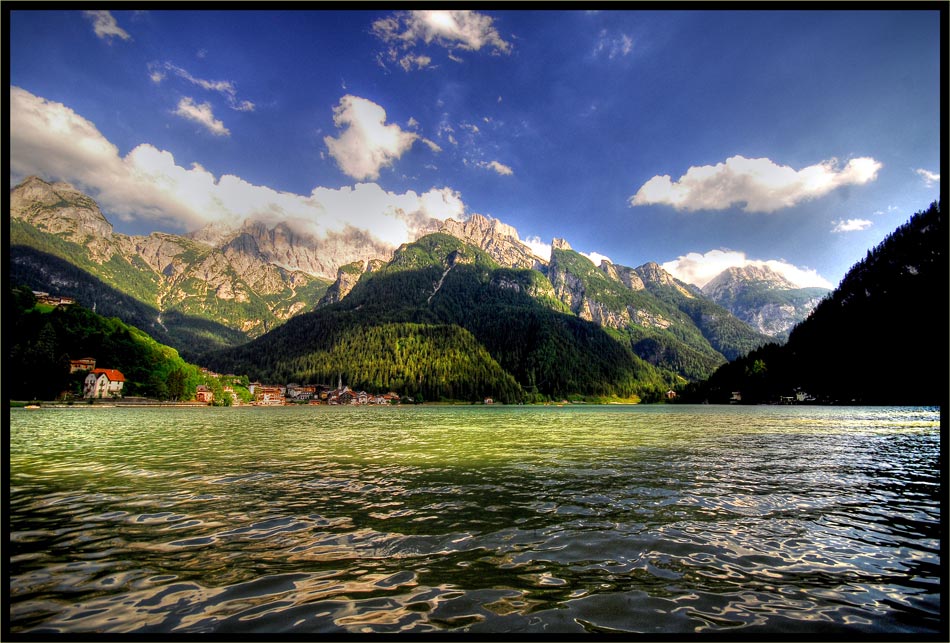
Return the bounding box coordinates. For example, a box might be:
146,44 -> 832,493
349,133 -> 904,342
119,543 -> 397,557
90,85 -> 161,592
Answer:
24,405 -> 41,409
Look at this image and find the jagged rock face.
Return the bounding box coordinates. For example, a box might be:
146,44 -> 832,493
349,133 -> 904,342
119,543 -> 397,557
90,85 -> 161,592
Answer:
745,303 -> 807,337
580,299 -> 632,329
702,265 -> 828,338
600,260 -> 645,290
635,262 -> 695,297
133,233 -> 195,277
547,262 -> 586,314
702,265 -> 796,300
10,176 -> 114,242
220,221 -> 394,280
318,259 -> 385,306
439,214 -> 546,271
547,253 -> 672,331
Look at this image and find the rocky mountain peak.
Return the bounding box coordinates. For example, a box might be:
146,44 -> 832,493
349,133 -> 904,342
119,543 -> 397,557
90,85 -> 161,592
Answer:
444,213 -> 519,241
551,238 -> 572,251
10,175 -> 113,241
634,262 -> 696,298
439,214 -> 545,271
702,264 -> 830,339
703,264 -> 797,296
635,262 -> 675,286
197,218 -> 393,279
599,260 -> 646,291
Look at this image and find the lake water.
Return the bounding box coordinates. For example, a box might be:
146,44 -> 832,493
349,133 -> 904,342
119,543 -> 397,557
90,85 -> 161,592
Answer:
8,404 -> 942,635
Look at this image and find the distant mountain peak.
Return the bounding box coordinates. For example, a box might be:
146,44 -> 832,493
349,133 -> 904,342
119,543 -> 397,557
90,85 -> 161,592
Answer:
702,263 -> 829,339
705,264 -> 798,292
634,261 -> 692,293
10,174 -> 113,241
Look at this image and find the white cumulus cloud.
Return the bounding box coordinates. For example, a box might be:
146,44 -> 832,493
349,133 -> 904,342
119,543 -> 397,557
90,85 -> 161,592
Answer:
324,95 -> 433,181
9,86 -> 466,252
523,236 -> 552,261
662,248 -> 833,289
373,10 -> 511,71
630,155 -> 882,213
174,97 -> 230,136
84,10 -> 131,41
582,251 -> 612,266
831,218 -> 873,233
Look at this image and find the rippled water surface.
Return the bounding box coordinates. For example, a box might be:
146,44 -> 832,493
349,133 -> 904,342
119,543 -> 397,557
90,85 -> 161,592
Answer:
8,405 -> 942,634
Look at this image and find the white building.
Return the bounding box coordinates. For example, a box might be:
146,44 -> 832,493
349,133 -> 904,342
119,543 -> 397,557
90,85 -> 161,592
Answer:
84,368 -> 126,398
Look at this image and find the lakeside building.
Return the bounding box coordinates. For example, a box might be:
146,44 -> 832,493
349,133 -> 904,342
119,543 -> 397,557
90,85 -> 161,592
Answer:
84,368 -> 126,398
254,386 -> 285,405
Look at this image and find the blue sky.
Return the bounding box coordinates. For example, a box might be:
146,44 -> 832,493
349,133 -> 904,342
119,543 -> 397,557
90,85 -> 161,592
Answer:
8,8 -> 943,288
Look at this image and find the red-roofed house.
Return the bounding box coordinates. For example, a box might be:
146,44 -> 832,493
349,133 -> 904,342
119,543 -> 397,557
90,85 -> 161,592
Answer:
84,368 -> 126,399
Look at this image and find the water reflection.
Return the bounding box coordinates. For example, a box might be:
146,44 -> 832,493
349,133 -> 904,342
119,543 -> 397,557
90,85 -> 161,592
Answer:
8,405 -> 942,634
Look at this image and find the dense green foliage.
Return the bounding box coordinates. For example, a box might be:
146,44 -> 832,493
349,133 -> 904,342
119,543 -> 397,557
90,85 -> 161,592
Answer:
205,234 -> 678,402
7,285 -> 202,401
684,201 -> 945,404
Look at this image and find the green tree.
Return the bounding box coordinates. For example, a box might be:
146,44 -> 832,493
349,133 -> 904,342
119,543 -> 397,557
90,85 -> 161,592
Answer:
166,368 -> 187,401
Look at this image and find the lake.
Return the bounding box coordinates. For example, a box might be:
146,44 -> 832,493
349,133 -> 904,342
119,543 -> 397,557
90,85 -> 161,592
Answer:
7,404 -> 942,635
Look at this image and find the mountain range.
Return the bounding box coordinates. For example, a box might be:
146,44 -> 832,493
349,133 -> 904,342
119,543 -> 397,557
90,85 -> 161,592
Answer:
10,176 -> 829,398
10,176 -> 331,358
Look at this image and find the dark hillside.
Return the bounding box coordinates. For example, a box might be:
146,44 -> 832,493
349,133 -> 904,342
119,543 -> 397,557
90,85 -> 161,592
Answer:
686,201 -> 946,405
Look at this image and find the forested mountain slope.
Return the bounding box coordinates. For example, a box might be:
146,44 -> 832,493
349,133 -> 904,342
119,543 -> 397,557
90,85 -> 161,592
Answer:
203,234 -> 678,402
685,201 -> 945,404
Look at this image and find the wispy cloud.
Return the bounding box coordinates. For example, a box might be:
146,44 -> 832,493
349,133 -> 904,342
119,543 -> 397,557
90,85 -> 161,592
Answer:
373,10 -> 512,71
148,61 -> 255,111
662,248 -> 833,289
594,29 -> 633,59
10,86 -> 467,251
631,155 -> 882,213
84,10 -> 131,42
324,95 -> 436,181
477,160 -> 513,176
174,98 -> 230,136
915,168 -> 940,186
831,218 -> 872,233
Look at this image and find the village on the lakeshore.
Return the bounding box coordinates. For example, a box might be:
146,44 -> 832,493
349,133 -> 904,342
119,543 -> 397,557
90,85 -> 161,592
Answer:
235,376 -> 413,407
67,356 -> 412,407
